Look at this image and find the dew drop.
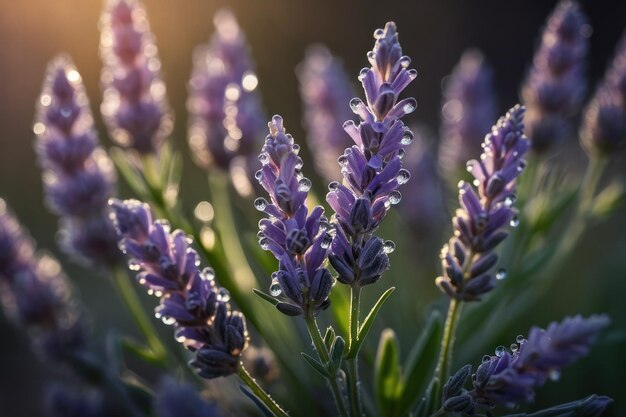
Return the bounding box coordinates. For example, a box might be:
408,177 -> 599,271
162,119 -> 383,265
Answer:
128,259 -> 141,271
509,215 -> 519,228
402,101 -> 416,114
495,345 -> 506,357
482,355 -> 491,363
373,28 -> 384,39
259,237 -> 270,250
516,335 -> 526,344
350,98 -> 363,112
292,144 -> 300,154
548,369 -> 561,381
466,160 -> 476,173
457,180 -> 466,190
358,68 -> 369,81
407,69 -> 418,80
202,267 -> 215,280
254,197 -> 268,211
218,288 -> 231,302
337,155 -> 349,166
328,181 -> 340,191
396,169 -> 410,185
389,191 -> 402,205
162,316 -> 176,325
504,194 -> 517,207
298,177 -> 312,192
397,149 -> 406,160
258,153 -> 269,163
295,157 -> 304,170
367,51 -> 376,61
510,343 -> 519,353
383,240 -> 396,254
321,234 -> 333,249
270,279 -> 282,297
401,130 -> 414,145
472,179 -> 480,187
255,170 -> 263,181
496,268 -> 507,280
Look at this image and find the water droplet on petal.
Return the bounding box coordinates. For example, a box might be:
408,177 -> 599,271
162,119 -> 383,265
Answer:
510,215 -> 519,228
383,240 -> 395,254
128,259 -> 141,271
258,153 -> 269,163
495,345 -> 506,357
510,343 -> 519,353
401,130 -> 413,145
328,181 -> 340,191
298,177 -> 312,192
270,278 -> 282,297
399,56 -> 411,68
321,234 -> 333,249
482,355 -> 491,363
466,160 -> 476,173
516,334 -> 526,344
402,101 -> 416,114
389,190 -> 402,205
337,155 -> 348,166
254,197 -> 268,211
504,194 -> 517,207
218,288 -> 230,302
255,170 -> 263,181
202,267 -> 215,280
259,237 -> 270,250
496,268 -> 507,280
396,169 -> 410,185
373,28 -> 384,39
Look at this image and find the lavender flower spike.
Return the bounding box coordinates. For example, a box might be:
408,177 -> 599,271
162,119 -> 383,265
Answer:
0,198 -> 85,360
521,0 -> 589,152
439,50 -> 497,177
297,45 -> 355,181
35,56 -> 120,266
327,22 -> 417,288
188,10 -> 265,172
109,198 -> 248,378
254,116 -> 334,317
471,315 -> 610,409
436,105 -> 530,301
581,34 -> 626,155
100,0 -> 172,154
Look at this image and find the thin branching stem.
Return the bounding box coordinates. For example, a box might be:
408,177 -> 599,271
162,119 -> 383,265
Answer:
346,286 -> 363,417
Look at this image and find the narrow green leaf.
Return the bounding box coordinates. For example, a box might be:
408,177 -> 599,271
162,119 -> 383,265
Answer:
374,328 -> 402,417
252,288 -> 279,306
330,336 -> 345,371
395,310 -> 443,417
351,287 -> 395,357
324,326 -> 336,351
301,352 -> 329,377
592,181 -> 625,218
110,147 -> 148,197
418,377 -> 440,417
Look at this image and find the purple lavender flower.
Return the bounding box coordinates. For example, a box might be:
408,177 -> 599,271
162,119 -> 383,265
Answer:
471,315 -> 610,408
0,198 -> 85,360
34,56 -> 120,266
436,105 -> 530,301
154,377 -> 220,417
109,198 -> 248,378
439,50 -> 497,178
100,0 -> 172,154
521,0 -> 589,152
254,116 -> 334,317
581,34 -> 626,155
188,10 -> 265,174
326,22 -> 417,288
297,45 -> 355,181
45,384 -> 103,417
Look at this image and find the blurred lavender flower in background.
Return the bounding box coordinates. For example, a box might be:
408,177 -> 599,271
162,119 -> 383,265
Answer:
327,22 -> 417,288
242,345 -> 280,385
188,10 -> 265,196
100,0 -> 172,154
436,105 -> 529,301
470,315 -> 610,408
439,50 -> 497,179
44,384 -> 103,417
154,377 -> 219,417
581,33 -> 626,155
521,0 -> 589,153
297,45 -> 355,182
0,198 -> 85,361
254,116 -> 334,317
110,199 -> 248,378
34,56 -> 120,266
398,127 -> 446,238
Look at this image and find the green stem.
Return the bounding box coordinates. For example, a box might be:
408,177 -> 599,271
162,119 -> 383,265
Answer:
110,267 -> 168,367
237,363 -> 290,417
305,315 -> 350,417
346,286 -> 362,417
434,298 -> 463,389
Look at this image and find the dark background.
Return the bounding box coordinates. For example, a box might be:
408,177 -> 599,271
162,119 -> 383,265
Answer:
1,0 -> 625,415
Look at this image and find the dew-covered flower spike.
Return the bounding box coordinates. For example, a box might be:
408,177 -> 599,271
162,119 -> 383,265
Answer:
297,45 -> 355,182
436,105 -> 530,301
326,21 -> 416,288
439,50 -> 497,177
0,199 -> 85,361
581,33 -> 626,155
188,9 -> 265,173
109,198 -> 248,378
100,0 -> 172,154
254,116 -> 333,317
470,315 -> 610,409
35,56 -> 120,266
522,0 -> 589,152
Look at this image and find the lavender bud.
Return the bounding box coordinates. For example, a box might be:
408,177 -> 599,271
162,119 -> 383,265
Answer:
439,50 -> 497,177
521,1 -> 589,152
100,0 -> 172,154
188,10 -> 265,174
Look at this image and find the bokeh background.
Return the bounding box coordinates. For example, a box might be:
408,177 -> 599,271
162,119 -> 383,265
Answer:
1,0 -> 625,415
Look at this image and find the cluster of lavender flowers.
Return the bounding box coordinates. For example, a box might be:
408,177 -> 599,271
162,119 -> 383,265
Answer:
34,56 -> 120,266
254,116 -> 333,316
522,0 -> 589,152
297,45 -> 355,182
436,105 -> 529,301
188,9 -> 265,192
326,22 -> 417,288
439,50 -> 497,177
441,315 -> 611,414
110,199 -> 248,378
100,0 -> 172,154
